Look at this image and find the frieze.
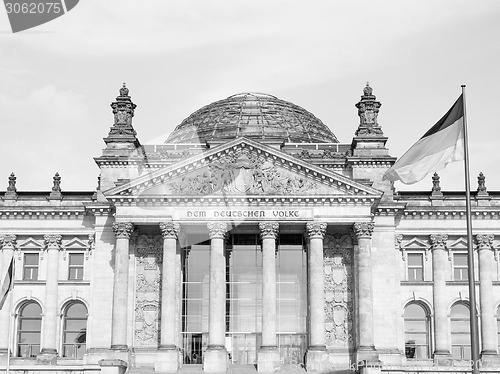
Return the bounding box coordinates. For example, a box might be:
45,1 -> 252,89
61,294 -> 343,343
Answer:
168,149 -> 317,195
134,235 -> 162,347
323,234 -> 354,349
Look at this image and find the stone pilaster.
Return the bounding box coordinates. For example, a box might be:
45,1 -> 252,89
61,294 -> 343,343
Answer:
430,234 -> 451,363
110,222 -> 134,351
204,222 -> 229,373
156,222 -> 181,373
353,222 -> 379,364
39,234 -> 62,363
258,222 -> 280,373
0,235 -> 16,357
305,222 -> 328,371
476,234 -> 500,363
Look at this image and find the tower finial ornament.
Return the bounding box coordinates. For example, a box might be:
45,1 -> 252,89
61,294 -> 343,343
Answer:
355,82 -> 383,136
120,82 -> 129,97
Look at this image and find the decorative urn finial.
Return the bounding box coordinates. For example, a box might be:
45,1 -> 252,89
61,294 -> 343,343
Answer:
477,172 -> 488,197
363,82 -> 373,96
4,172 -> 18,200
431,172 -> 443,197
49,172 -> 63,200
104,82 -> 139,145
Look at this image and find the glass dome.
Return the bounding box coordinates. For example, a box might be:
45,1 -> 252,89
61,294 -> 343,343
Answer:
166,93 -> 338,144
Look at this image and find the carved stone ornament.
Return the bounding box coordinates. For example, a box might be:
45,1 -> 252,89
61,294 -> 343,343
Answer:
112,222 -> 135,239
259,222 -> 279,239
476,234 -> 494,250
44,234 -> 62,250
168,149 -> 317,196
355,83 -> 383,136
0,235 -> 17,250
323,234 -> 354,348
134,235 -> 162,347
430,234 -> 448,250
477,172 -> 488,195
86,233 -> 95,259
4,173 -> 18,200
306,222 -> 327,239
159,222 -> 180,239
395,234 -> 404,261
431,172 -> 443,197
207,222 -> 229,239
353,222 -> 374,239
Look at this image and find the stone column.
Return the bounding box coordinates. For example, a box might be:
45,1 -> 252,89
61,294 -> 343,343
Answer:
156,222 -> 181,373
110,222 -> 134,351
353,222 -> 379,364
430,234 -> 451,362
0,235 -> 16,358
203,222 -> 229,373
257,222 -> 280,373
305,222 -> 327,371
476,234 -> 500,363
39,234 -> 62,363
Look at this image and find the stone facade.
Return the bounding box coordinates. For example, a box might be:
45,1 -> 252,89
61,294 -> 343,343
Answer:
0,84 -> 499,374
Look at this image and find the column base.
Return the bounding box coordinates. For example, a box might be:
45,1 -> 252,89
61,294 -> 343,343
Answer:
305,347 -> 327,372
257,346 -> 280,373
358,360 -> 382,374
99,359 -> 128,374
37,349 -> 58,365
155,347 -> 180,373
355,346 -> 379,365
433,350 -> 452,365
203,345 -> 228,373
481,351 -> 500,366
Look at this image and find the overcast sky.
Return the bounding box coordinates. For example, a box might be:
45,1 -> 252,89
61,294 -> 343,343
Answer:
1,0 -> 499,193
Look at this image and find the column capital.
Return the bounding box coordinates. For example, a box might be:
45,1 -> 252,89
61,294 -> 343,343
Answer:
112,222 -> 134,239
43,234 -> 62,250
159,222 -> 181,239
207,222 -> 229,239
0,234 -> 17,250
430,234 -> 448,250
306,222 -> 327,239
353,222 -> 374,239
259,222 -> 279,240
476,234 -> 494,250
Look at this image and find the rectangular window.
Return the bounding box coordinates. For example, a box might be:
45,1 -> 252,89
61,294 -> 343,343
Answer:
453,253 -> 468,281
68,253 -> 84,280
407,253 -> 424,281
23,253 -> 39,281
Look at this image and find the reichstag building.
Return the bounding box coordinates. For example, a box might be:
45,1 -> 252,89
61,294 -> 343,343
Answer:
0,84 -> 499,374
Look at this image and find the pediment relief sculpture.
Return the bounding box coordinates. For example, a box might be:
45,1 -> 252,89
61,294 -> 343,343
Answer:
167,150 -> 318,196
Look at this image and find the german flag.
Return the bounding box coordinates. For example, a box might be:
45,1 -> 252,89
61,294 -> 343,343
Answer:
383,95 -> 464,184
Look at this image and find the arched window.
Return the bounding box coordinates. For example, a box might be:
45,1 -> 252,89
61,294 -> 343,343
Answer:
17,302 -> 42,357
404,303 -> 430,359
62,302 -> 88,358
451,303 -> 471,360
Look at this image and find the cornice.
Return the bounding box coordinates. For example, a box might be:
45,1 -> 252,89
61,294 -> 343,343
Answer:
402,209 -> 500,220
0,207 -> 86,219
108,195 -> 377,206
85,203 -> 114,216
346,157 -> 397,167
373,203 -> 407,216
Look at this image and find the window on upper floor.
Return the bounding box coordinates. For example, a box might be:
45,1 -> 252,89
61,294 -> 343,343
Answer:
453,253 -> 468,281
404,303 -> 430,359
23,253 -> 39,281
497,306 -> 500,354
407,253 -> 424,281
68,253 -> 84,281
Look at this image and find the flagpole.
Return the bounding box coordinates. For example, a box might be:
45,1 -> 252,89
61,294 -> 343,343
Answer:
461,85 -> 480,374
6,289 -> 12,374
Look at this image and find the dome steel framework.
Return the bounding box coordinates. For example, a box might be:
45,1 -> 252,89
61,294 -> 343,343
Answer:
166,93 -> 339,144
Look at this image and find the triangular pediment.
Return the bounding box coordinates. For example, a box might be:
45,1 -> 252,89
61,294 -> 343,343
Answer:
105,138 -> 382,200
402,237 -> 430,250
